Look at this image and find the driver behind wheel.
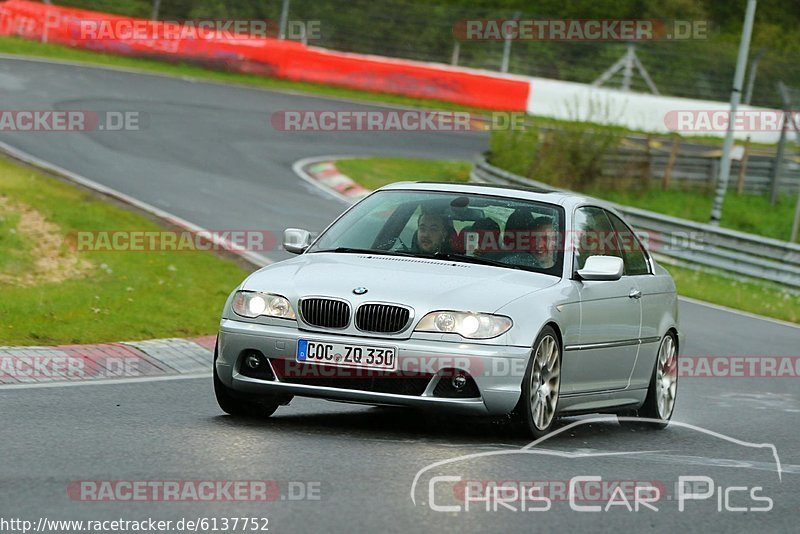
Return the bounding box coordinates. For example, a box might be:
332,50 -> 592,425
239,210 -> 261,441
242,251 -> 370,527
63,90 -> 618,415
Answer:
414,209 -> 454,254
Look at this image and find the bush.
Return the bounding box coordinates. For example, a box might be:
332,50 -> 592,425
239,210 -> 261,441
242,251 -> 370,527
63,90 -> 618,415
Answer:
489,106 -> 623,190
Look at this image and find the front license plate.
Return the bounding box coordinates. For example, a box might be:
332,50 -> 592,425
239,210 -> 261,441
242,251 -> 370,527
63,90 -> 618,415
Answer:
296,339 -> 397,371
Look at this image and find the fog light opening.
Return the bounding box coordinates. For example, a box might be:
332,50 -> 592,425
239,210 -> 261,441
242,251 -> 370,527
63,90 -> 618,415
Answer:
451,372 -> 468,391
245,353 -> 263,369
238,350 -> 275,381
433,368 -> 480,399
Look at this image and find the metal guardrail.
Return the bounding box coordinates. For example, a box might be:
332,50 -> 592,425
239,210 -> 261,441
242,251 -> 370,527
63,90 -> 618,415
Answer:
471,156 -> 800,290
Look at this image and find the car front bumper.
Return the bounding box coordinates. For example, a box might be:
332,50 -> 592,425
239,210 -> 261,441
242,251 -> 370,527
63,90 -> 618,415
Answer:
216,319 -> 531,416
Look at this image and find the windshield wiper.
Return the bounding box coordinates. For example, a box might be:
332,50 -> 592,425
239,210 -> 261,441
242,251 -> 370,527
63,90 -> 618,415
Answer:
426,252 -> 531,271
313,248 -> 533,272
311,247 -> 417,257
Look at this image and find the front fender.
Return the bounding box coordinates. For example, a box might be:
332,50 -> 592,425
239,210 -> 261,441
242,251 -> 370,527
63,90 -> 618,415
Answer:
494,281 -> 579,350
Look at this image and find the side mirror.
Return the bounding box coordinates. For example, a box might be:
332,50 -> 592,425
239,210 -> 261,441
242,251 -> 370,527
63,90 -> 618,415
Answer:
576,255 -> 624,281
283,228 -> 312,254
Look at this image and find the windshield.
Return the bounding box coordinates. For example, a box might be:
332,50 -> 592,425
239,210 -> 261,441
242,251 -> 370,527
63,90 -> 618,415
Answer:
308,189 -> 565,276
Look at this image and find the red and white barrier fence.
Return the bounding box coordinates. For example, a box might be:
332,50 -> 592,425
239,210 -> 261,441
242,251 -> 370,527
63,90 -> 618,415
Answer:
0,0 -> 530,111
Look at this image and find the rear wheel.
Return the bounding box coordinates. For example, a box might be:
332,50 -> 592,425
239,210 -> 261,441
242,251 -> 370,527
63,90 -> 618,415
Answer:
514,326 -> 562,439
619,332 -> 678,430
213,343 -> 283,418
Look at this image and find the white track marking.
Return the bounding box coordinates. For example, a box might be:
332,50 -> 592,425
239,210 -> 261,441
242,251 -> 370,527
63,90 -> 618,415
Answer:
679,296 -> 800,330
0,372 -> 209,390
0,141 -> 272,268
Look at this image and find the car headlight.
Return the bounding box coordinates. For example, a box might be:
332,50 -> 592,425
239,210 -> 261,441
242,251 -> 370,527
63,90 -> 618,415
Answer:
232,291 -> 296,319
415,311 -> 512,339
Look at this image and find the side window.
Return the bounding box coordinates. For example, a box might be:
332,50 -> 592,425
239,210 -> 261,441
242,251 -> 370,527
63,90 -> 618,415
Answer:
573,207 -> 621,271
606,211 -> 650,275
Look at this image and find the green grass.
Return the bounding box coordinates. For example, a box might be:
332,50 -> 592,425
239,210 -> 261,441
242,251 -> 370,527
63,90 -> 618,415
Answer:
588,186 -> 800,244
0,207 -> 28,275
666,263 -> 798,324
335,157 -> 471,190
0,155 -> 251,346
335,156 -> 799,323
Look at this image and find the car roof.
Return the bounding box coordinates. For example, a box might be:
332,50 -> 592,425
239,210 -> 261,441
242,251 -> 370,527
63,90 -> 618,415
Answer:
378,181 -> 602,211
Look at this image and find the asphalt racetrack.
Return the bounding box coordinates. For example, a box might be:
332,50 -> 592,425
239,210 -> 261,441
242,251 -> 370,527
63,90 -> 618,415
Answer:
0,56 -> 798,533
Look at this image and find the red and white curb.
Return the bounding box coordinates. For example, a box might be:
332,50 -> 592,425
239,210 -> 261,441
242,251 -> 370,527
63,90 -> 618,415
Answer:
300,158 -> 371,202
0,336 -> 216,388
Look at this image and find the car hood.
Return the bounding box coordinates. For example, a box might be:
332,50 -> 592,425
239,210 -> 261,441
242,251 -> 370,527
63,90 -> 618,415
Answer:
242,252 -> 559,313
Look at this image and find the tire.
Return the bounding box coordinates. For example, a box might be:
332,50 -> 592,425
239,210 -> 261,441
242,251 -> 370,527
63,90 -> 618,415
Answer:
513,325 -> 562,439
618,331 -> 678,430
213,342 -> 283,418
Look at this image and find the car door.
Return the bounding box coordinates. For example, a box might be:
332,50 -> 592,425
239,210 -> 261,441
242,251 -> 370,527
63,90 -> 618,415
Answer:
606,210 -> 670,390
565,206 -> 642,393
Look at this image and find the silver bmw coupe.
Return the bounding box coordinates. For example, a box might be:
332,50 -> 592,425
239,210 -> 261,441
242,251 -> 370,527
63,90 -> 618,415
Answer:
214,182 -> 680,437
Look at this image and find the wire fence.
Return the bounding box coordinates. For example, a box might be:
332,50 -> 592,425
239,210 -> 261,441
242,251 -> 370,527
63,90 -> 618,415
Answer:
602,147 -> 800,195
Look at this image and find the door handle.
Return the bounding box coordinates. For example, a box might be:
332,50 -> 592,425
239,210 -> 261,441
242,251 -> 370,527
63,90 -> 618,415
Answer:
628,289 -> 642,299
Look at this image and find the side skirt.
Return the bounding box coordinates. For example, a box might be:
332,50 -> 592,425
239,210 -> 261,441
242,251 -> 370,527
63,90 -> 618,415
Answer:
557,387 -> 648,415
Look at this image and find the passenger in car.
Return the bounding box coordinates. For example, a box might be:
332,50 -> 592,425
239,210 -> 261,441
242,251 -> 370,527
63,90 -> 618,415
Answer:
502,209 -> 557,269
529,216 -> 557,269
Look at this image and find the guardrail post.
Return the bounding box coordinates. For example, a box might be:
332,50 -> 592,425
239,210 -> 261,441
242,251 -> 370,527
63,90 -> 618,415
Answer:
769,82 -> 795,205
279,0 -> 291,39
500,12 -> 520,73
736,136 -> 751,195
642,134 -> 653,188
769,109 -> 789,205
708,159 -> 719,193
41,0 -> 52,43
792,187 -> 800,243
451,41 -> 460,66
662,137 -> 679,190
709,0 -> 757,225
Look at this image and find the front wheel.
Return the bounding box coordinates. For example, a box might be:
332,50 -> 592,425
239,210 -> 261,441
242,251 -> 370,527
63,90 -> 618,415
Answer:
619,332 -> 678,430
513,326 -> 562,439
213,344 -> 283,418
